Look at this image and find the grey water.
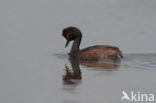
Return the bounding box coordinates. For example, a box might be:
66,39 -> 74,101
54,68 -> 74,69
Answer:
0,0 -> 156,103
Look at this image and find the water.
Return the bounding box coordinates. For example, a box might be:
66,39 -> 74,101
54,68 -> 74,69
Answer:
0,0 -> 156,103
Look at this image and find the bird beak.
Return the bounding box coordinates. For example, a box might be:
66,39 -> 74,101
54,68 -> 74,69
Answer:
65,40 -> 70,48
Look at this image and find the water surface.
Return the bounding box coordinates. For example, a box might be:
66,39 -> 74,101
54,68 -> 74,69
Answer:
0,0 -> 156,103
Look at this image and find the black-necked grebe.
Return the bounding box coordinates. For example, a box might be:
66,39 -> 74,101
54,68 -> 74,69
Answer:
62,26 -> 123,61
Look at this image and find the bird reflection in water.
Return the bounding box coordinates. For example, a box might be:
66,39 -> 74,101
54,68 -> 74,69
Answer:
63,57 -> 81,85
63,57 -> 121,84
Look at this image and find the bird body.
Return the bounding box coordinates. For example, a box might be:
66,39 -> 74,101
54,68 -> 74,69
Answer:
62,27 -> 123,61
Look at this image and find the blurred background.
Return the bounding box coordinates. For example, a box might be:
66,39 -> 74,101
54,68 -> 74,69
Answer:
0,0 -> 156,103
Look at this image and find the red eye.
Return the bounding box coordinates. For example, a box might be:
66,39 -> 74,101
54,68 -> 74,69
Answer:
67,34 -> 70,39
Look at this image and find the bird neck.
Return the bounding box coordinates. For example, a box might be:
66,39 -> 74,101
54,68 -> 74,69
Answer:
70,37 -> 81,53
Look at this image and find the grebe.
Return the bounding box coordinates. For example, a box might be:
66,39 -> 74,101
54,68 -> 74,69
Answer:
62,26 -> 123,61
